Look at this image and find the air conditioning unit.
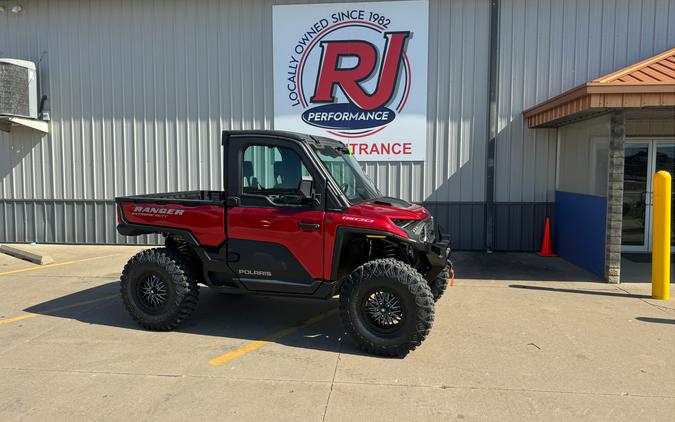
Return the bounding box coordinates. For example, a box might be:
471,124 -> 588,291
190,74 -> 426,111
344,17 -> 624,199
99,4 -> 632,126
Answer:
0,58 -> 38,119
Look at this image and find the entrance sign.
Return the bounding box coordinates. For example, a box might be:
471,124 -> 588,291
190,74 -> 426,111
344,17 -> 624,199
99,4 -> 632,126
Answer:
273,1 -> 429,161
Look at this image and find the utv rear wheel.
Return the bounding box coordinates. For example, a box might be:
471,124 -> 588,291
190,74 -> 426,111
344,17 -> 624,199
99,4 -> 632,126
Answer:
428,267 -> 451,302
339,258 -> 435,357
120,248 -> 199,330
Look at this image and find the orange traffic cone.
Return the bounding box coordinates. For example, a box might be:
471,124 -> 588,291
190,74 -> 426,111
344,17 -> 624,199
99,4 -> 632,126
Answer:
537,217 -> 557,257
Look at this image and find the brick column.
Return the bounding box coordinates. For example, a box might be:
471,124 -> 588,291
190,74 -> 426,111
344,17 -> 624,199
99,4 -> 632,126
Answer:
605,111 -> 625,283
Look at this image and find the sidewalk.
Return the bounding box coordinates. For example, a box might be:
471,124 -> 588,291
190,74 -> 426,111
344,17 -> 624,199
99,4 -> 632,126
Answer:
0,246 -> 673,421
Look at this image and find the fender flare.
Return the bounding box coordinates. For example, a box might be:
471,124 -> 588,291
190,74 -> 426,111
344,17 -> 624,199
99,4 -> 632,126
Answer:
330,226 -> 411,282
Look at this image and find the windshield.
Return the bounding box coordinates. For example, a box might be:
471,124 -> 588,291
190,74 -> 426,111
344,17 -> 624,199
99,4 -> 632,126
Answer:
313,145 -> 381,203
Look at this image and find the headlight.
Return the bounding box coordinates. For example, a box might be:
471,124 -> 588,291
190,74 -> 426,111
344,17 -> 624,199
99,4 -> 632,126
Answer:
392,219 -> 417,229
393,217 -> 434,242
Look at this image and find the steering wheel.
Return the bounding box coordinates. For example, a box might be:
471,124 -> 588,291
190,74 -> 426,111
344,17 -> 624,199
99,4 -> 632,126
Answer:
340,183 -> 349,193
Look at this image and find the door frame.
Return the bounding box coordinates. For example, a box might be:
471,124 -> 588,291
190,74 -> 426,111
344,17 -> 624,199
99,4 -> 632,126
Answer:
622,137 -> 675,253
652,138 -> 675,254
223,134 -> 328,293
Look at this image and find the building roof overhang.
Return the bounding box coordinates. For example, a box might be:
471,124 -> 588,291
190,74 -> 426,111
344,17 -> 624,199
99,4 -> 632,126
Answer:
523,48 -> 675,128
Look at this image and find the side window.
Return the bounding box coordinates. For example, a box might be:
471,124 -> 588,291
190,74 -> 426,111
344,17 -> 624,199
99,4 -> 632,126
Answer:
242,145 -> 312,206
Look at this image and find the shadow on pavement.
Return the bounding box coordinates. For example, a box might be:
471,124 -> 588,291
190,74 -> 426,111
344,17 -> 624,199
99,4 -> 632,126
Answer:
23,281 -> 376,357
508,284 -> 652,299
452,252 -> 602,282
635,317 -> 675,325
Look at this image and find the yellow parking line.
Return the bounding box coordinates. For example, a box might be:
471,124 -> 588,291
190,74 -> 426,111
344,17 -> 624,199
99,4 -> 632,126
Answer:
0,313 -> 38,325
0,254 -> 120,277
0,294 -> 118,325
209,308 -> 339,366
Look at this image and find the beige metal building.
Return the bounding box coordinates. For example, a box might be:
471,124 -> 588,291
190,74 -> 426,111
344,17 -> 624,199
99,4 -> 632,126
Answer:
0,1 -> 674,282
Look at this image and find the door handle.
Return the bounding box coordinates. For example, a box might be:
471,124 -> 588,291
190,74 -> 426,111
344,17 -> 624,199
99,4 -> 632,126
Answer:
226,196 -> 240,207
298,222 -> 321,231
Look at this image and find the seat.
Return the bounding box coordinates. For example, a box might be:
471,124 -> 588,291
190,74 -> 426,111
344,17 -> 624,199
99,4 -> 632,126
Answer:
274,158 -> 301,190
243,161 -> 253,186
243,161 -> 259,190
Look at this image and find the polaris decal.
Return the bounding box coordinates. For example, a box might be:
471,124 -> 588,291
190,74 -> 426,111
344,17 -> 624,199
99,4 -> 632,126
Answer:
238,269 -> 273,277
273,1 -> 428,161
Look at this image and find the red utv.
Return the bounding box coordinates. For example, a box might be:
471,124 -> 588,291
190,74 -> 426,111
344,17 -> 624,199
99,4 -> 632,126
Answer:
116,130 -> 452,356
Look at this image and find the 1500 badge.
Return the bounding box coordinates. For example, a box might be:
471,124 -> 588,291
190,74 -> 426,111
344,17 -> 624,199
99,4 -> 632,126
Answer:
341,216 -> 375,223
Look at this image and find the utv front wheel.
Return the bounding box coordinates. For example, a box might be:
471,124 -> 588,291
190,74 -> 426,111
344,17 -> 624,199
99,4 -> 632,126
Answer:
428,267 -> 451,302
120,248 -> 199,330
339,258 -> 435,357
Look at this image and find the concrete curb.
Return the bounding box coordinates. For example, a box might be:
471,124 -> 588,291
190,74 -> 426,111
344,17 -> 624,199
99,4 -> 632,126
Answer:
0,244 -> 55,265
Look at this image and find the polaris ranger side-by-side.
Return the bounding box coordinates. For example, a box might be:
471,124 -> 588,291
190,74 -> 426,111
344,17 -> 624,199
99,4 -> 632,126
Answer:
115,131 -> 452,356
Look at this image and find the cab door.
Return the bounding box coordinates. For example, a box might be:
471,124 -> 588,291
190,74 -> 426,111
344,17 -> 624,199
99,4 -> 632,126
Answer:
225,136 -> 326,294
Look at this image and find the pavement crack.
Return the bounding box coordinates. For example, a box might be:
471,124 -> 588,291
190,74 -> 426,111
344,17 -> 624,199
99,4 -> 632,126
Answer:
0,367 -> 184,378
1,367 -> 672,400
329,380 -> 675,399
321,335 -> 343,422
614,285 -> 675,315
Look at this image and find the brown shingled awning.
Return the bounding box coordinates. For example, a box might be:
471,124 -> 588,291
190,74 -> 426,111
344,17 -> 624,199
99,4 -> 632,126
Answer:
523,48 -> 675,128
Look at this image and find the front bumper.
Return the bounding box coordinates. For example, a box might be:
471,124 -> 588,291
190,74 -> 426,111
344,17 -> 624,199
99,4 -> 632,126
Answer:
396,216 -> 451,281
410,238 -> 451,281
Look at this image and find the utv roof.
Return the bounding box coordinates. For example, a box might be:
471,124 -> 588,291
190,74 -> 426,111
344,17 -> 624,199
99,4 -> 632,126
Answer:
222,130 -> 345,148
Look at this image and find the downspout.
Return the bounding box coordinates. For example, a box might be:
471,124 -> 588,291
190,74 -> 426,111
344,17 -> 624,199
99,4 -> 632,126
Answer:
485,0 -> 500,252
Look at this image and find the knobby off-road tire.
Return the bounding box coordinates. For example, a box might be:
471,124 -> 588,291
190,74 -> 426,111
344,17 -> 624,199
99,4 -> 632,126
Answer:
120,248 -> 199,331
339,258 -> 435,357
428,267 -> 451,302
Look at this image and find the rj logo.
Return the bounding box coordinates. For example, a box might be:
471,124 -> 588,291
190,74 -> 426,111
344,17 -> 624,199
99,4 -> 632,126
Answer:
311,31 -> 410,111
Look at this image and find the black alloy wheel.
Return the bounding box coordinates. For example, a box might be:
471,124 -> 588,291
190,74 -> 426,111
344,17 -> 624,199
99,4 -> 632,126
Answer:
137,273 -> 169,313
361,289 -> 405,334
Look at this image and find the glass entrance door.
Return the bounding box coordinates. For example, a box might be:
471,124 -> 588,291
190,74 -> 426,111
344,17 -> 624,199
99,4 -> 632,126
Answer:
622,143 -> 650,251
622,139 -> 675,252
653,141 -> 674,251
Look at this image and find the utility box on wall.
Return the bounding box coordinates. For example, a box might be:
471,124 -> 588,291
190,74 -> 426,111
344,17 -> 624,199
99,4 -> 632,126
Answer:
0,58 -> 38,119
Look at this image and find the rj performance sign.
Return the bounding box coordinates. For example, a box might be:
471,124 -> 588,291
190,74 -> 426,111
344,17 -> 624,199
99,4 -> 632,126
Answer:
273,1 -> 429,161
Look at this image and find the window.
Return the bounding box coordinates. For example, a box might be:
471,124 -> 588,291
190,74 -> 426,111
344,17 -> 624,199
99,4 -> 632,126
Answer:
590,138 -> 609,196
313,145 -> 381,203
242,145 -> 312,206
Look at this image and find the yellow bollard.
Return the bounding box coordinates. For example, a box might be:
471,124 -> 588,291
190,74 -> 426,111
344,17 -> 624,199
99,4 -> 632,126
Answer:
651,171 -> 671,300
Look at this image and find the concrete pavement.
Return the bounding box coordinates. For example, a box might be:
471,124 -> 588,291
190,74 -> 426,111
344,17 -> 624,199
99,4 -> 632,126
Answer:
0,246 -> 673,421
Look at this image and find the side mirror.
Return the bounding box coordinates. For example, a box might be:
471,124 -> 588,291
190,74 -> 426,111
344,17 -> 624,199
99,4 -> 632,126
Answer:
299,176 -> 314,199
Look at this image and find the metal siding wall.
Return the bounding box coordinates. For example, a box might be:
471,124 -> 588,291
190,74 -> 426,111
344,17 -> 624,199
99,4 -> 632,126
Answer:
493,202 -> 554,251
424,202 -> 486,250
496,0 -> 675,203
418,0 -> 489,203
0,0 -> 490,247
1,0 -> 674,249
